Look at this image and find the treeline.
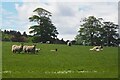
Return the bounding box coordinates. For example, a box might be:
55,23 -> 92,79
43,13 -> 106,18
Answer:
1,30 -> 69,44
1,30 -> 29,42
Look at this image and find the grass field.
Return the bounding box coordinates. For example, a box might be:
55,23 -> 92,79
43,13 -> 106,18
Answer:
0,42 -> 2,79
2,41 -> 118,78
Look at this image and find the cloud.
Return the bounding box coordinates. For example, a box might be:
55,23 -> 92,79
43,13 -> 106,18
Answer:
52,2 -> 118,40
1,1 -> 118,40
57,0 -> 119,2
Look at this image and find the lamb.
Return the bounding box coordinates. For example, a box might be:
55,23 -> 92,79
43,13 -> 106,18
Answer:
35,48 -> 41,52
12,44 -> 23,53
23,44 -> 36,54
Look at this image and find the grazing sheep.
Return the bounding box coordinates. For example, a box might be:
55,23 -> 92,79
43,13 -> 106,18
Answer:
12,44 -> 23,53
12,45 -> 17,53
24,44 -> 36,54
23,45 -> 28,53
67,41 -> 72,46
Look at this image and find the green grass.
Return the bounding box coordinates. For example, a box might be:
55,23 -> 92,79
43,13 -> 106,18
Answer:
2,42 -> 118,78
0,41 -> 2,79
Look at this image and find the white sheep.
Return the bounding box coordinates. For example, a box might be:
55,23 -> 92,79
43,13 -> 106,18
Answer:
89,46 -> 98,51
67,41 -> 72,46
12,45 -> 17,52
35,48 -> 41,52
23,45 -> 28,53
23,44 -> 36,54
12,44 -> 23,53
46,41 -> 50,44
90,46 -> 103,51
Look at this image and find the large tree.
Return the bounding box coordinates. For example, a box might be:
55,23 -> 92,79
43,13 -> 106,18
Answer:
75,16 -> 103,46
75,16 -> 119,46
29,8 -> 58,43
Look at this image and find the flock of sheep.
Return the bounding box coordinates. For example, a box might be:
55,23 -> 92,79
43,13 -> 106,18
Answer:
11,41 -> 103,54
12,44 -> 40,54
11,41 -> 72,54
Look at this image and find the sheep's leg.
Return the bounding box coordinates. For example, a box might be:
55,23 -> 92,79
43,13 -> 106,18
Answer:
14,50 -> 15,53
33,50 -> 35,54
12,50 -> 14,53
27,51 -> 29,54
24,50 -> 27,53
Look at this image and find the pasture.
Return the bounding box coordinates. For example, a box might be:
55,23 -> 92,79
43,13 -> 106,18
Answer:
2,42 -> 118,78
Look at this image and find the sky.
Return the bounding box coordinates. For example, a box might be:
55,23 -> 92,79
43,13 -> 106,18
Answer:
0,0 -> 119,41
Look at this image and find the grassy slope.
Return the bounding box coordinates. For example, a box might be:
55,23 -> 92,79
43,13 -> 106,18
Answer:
2,42 -> 118,78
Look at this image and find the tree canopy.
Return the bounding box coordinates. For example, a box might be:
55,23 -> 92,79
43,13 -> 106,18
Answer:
75,16 -> 119,46
29,8 -> 58,43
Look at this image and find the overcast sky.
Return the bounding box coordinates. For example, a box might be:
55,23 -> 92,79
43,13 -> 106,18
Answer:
1,0 -> 119,40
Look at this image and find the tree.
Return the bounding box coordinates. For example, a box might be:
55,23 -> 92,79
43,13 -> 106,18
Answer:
15,31 -> 21,37
75,35 -> 83,45
19,36 -> 28,42
32,36 -> 41,43
23,32 -> 28,37
101,22 -> 119,46
2,33 -> 12,41
75,16 -> 119,46
29,8 -> 58,43
75,16 -> 103,46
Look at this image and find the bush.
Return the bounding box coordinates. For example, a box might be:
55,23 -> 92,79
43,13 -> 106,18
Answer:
32,36 -> 40,43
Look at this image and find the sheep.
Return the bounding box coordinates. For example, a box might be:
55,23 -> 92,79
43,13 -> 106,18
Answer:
67,41 -> 72,46
12,44 -> 23,53
89,46 -> 98,51
99,46 -> 103,50
46,41 -> 50,44
23,45 -> 28,53
23,44 -> 36,54
12,45 -> 17,53
35,48 -> 41,52
96,48 -> 100,52
90,46 -> 103,52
